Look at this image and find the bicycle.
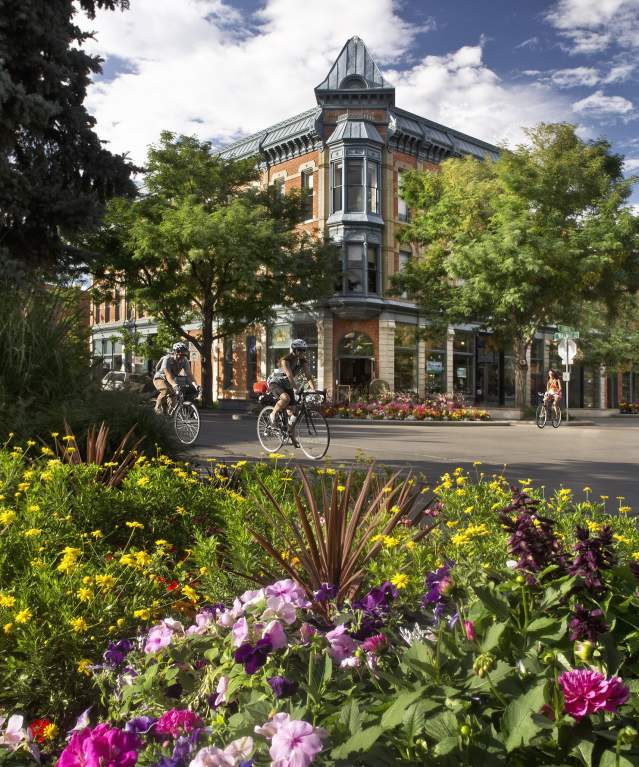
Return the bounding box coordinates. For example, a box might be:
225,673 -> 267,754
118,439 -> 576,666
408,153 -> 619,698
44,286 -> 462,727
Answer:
256,387 -> 330,460
158,384 -> 201,445
536,391 -> 562,429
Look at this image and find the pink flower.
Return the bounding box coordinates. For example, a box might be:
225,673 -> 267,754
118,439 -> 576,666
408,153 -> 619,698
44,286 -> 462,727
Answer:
0,715 -> 29,752
269,720 -> 326,767
57,724 -> 141,767
340,655 -> 361,668
263,620 -> 288,650
232,617 -> 250,647
155,709 -> 202,738
214,676 -> 229,707
325,625 -> 355,662
189,737 -> 253,767
239,589 -> 266,611
464,621 -> 476,641
299,623 -> 317,644
559,669 -> 630,721
262,596 -> 298,625
144,621 -> 179,654
361,634 -> 387,655
254,713 -> 290,739
265,579 -> 310,608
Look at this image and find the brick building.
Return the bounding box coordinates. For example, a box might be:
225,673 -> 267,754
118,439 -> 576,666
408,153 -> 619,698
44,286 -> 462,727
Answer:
91,37 -> 616,409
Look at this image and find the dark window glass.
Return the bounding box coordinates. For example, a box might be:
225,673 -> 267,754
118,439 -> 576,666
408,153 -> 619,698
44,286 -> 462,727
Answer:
223,337 -> 234,389
346,159 -> 364,212
345,244 -> 363,293
332,161 -> 342,212
426,351 -> 446,394
367,161 -> 379,213
398,170 -> 409,221
367,245 -> 378,294
301,170 -> 314,220
114,291 -> 121,322
453,331 -> 474,354
104,302 -> 111,323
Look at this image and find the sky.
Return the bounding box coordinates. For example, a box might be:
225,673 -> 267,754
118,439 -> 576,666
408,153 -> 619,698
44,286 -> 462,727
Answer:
78,0 -> 639,207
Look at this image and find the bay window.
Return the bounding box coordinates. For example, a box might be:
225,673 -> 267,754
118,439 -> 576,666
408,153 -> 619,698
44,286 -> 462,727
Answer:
346,159 -> 364,212
343,243 -> 379,296
330,153 -> 382,216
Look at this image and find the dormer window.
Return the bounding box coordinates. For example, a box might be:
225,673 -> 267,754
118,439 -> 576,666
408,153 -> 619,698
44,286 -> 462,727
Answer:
340,75 -> 367,89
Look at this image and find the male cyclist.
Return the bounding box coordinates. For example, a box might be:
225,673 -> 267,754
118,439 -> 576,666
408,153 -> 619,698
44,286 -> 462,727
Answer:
267,338 -> 316,443
153,342 -> 200,415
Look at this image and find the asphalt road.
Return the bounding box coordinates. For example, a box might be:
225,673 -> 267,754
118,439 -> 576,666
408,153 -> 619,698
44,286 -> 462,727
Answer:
189,415 -> 639,506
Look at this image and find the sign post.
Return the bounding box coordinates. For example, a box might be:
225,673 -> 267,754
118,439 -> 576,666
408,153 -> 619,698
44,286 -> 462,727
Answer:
555,331 -> 578,422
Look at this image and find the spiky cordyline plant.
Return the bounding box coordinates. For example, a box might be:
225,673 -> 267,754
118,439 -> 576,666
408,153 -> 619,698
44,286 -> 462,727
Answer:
250,466 -> 436,603
52,422 -> 142,487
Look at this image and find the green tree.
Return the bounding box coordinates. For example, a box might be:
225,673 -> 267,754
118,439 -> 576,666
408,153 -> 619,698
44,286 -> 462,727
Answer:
92,132 -> 339,407
0,0 -> 136,275
579,295 -> 639,372
395,123 -> 639,408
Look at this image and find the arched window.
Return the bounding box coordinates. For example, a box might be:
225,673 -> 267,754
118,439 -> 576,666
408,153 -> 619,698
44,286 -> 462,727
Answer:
338,331 -> 374,358
340,75 -> 367,89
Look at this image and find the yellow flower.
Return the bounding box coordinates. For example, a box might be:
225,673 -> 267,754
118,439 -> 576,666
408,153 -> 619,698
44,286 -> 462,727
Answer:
82,575 -> 92,585
405,540 -> 416,550
290,556 -> 301,568
199,566 -> 209,575
95,574 -> 116,589
76,587 -> 93,602
43,724 -> 59,740
51,432 -> 59,438
390,573 -> 408,589
583,486 -> 592,493
30,558 -> 45,569
0,594 -> 16,608
382,486 -> 393,494
155,539 -> 169,547
383,536 -> 399,548
370,534 -> 384,544
456,476 -> 465,486
17,484 -> 31,493
133,608 -> 151,620
619,506 -> 632,514
119,553 -> 136,567
3,622 -> 13,634
69,617 -> 89,633
136,476 -> 150,488
473,460 -> 482,466
632,552 -> 639,562
600,495 -> 609,500
336,485 -> 346,492
182,585 -> 198,603
175,506 -> 187,516
77,658 -> 93,676
0,509 -> 16,525
267,453 -> 286,460
135,551 -> 152,567
62,435 -> 75,442
126,520 -> 144,529
15,608 -> 32,624
57,547 -> 81,573
613,535 -> 631,545
90,530 -> 103,539
23,528 -> 42,537
117,617 -> 126,627
40,446 -> 54,456
446,520 -> 459,528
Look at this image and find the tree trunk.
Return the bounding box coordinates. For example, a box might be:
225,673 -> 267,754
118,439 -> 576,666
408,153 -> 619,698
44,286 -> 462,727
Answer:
201,308 -> 214,409
514,338 -> 530,412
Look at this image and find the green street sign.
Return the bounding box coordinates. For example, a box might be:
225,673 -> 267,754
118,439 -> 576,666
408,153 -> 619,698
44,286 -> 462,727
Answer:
557,324 -> 575,333
554,331 -> 579,341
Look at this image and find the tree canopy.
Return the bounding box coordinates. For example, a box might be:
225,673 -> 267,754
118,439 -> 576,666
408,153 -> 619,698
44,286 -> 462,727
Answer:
92,132 -> 339,406
395,123 -> 639,407
0,0 -> 136,275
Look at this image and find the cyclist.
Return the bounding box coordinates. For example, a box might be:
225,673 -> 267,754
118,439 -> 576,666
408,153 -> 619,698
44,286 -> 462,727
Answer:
267,338 -> 316,443
544,369 -> 562,417
153,342 -> 200,415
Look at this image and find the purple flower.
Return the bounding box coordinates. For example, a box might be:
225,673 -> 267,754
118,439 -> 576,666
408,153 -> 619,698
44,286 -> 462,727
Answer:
104,639 -> 134,667
232,617 -> 250,648
267,676 -> 299,699
325,624 -> 356,662
57,724 -> 141,767
422,563 -> 453,606
314,583 -> 337,602
124,717 -> 156,736
559,668 -> 629,720
353,581 -> 398,612
568,604 -> 609,642
265,579 -> 310,607
498,503 -> 567,576
268,719 -> 326,767
350,612 -> 384,641
299,623 -> 317,644
155,710 -> 202,739
570,526 -> 616,591
144,621 -> 180,654
263,621 -> 287,650
234,636 -> 273,674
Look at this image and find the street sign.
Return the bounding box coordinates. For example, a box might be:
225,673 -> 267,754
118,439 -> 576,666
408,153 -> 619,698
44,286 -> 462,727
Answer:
558,339 -> 577,363
553,331 -> 580,340
562,372 -> 571,382
557,324 -> 574,333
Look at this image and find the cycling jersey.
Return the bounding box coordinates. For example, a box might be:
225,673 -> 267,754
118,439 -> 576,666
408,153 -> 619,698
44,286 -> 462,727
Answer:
154,354 -> 192,381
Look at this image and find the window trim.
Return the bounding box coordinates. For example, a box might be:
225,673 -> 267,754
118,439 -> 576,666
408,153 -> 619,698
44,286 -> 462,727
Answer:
330,155 -> 381,215
342,242 -> 380,296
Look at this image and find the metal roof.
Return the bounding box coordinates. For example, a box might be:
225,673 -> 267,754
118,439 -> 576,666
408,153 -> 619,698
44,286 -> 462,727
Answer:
327,119 -> 383,144
218,107 -> 320,160
315,36 -> 393,92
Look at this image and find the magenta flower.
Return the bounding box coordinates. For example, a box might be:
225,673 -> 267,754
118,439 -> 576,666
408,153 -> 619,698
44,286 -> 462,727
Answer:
57,724 -> 141,767
464,621 -> 476,641
361,633 -> 387,655
269,719 -> 326,767
325,625 -> 356,662
155,709 -> 202,738
144,621 -> 181,654
559,669 -> 630,721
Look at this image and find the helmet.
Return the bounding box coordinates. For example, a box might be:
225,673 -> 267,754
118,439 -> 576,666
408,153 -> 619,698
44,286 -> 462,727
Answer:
290,338 -> 308,352
172,342 -> 188,354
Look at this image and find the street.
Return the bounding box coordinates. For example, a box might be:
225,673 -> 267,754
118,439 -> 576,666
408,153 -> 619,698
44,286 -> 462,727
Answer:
190,415 -> 639,506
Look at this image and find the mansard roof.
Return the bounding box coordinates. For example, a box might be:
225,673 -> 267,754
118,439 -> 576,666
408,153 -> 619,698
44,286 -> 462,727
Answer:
327,118 -> 384,144
315,36 -> 394,93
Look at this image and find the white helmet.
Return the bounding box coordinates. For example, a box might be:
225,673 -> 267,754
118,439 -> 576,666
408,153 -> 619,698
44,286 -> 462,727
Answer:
172,342 -> 188,354
290,338 -> 308,352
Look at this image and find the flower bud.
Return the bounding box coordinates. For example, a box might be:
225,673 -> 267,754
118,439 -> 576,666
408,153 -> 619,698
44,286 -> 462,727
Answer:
574,640 -> 593,662
619,726 -> 637,745
459,724 -> 471,737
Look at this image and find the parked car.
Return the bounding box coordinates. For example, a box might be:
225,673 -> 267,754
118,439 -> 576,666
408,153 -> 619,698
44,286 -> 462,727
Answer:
101,371 -> 154,394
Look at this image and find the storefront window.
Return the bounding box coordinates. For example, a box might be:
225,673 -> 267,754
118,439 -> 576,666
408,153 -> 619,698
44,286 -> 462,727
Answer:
425,330 -> 447,394
337,332 -> 374,388
394,324 -> 417,393
530,338 -> 545,405
223,337 -> 234,389
267,322 -> 318,378
453,331 -> 474,399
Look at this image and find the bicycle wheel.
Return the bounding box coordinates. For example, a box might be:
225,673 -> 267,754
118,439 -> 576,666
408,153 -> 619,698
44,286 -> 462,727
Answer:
295,409 -> 330,460
536,403 -> 547,429
174,402 -> 200,445
552,405 -> 562,428
257,407 -> 284,453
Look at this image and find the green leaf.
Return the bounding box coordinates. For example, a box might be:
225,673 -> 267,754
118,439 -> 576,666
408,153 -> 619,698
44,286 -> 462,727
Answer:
599,750 -> 637,767
331,726 -> 385,759
321,653 -> 333,688
502,682 -> 547,752
402,701 -> 427,740
381,688 -> 425,729
433,736 -> 459,756
481,621 -> 507,652
339,698 -> 362,735
572,739 -> 594,767
527,616 -> 566,641
474,586 -> 511,619
423,710 -> 458,741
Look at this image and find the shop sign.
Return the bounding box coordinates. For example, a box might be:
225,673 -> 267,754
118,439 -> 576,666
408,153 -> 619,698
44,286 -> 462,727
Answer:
427,360 -> 443,373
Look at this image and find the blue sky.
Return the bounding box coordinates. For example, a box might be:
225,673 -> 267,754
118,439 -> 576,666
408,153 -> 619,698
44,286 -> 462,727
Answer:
80,0 -> 639,207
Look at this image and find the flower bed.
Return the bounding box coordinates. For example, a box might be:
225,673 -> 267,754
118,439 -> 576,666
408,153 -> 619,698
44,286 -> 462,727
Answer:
322,393 -> 490,421
619,401 -> 639,414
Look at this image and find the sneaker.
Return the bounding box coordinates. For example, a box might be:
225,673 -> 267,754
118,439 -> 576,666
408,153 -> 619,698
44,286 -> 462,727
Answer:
288,428 -> 300,448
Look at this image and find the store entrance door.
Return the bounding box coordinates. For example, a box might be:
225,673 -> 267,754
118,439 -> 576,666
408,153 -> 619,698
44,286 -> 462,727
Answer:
338,358 -> 373,387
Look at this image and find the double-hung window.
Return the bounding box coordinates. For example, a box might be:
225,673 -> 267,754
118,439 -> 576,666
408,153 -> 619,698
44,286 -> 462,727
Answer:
330,155 -> 381,215
346,159 -> 364,212
343,243 -> 379,296
301,169 -> 314,220
332,160 -> 343,212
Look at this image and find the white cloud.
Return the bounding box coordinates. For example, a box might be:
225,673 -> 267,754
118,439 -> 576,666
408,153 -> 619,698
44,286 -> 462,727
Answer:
545,0 -> 639,53
551,67 -> 600,87
514,36 -> 539,49
603,63 -> 635,82
624,157 -> 639,172
572,89 -> 634,115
